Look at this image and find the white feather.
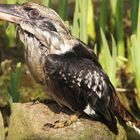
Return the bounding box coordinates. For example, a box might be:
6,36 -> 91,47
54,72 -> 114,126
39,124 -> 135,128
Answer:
84,104 -> 96,116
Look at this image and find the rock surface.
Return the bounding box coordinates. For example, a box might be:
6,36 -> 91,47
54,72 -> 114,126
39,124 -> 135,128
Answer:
7,102 -> 127,140
0,111 -> 4,140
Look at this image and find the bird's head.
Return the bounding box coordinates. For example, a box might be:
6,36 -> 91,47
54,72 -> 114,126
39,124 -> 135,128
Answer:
0,2 -> 75,54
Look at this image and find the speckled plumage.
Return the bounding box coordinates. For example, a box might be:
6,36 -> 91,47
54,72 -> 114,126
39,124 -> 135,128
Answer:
0,2 -> 140,135
44,51 -> 116,122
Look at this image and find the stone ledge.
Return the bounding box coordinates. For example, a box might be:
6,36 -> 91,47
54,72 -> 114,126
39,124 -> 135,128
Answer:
7,102 -> 126,140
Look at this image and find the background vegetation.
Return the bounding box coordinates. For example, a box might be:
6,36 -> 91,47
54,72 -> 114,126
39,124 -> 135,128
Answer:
0,0 -> 140,120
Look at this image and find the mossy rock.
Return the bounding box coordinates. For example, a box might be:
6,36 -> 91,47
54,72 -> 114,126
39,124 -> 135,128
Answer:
7,102 -> 126,140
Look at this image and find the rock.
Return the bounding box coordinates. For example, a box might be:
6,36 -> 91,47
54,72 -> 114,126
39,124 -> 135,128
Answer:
7,102 -> 126,140
0,111 -> 5,140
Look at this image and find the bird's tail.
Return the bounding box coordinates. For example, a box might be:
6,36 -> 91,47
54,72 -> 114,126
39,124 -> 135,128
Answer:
114,96 -> 140,135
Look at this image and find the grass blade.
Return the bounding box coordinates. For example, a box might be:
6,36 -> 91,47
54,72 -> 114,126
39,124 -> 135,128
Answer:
8,63 -> 22,111
131,0 -> 139,34
131,2 -> 140,107
58,0 -> 68,20
71,0 -> 80,38
100,0 -> 108,32
115,0 -> 125,66
131,35 -> 140,107
79,0 -> 88,43
100,28 -> 117,86
87,0 -> 96,41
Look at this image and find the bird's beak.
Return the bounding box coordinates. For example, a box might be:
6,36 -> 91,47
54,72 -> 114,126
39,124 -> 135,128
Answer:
0,4 -> 25,24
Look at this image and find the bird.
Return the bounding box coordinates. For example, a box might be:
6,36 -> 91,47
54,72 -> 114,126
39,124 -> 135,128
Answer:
0,2 -> 140,134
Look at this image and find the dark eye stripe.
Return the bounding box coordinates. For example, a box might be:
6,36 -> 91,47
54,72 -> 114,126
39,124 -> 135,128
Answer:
45,21 -> 57,32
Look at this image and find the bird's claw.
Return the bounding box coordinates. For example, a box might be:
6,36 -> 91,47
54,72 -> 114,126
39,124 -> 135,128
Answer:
44,123 -> 55,128
31,100 -> 40,106
44,120 -> 72,129
43,113 -> 80,129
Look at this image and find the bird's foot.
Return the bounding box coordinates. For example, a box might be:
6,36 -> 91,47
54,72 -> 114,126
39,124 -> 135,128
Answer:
44,112 -> 81,128
31,98 -> 40,105
31,98 -> 55,105
45,120 -> 66,128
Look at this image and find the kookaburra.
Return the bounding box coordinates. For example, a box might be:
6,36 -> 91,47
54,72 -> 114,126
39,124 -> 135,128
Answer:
0,2 -> 139,134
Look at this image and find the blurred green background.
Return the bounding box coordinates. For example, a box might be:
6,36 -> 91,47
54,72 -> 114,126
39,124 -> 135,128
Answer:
0,0 -> 140,127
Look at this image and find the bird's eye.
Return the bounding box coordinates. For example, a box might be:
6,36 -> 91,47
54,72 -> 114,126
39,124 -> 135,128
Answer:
28,9 -> 40,18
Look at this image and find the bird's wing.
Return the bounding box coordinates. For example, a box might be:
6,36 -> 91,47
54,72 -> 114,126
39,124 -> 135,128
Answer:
44,51 -> 116,127
72,39 -> 102,68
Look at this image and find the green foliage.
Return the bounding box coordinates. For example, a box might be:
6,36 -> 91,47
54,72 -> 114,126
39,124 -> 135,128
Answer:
115,0 -> 125,65
131,4 -> 140,106
87,0 -> 96,41
109,0 -> 117,16
99,0 -> 108,32
71,0 -> 89,44
99,0 -> 117,87
5,24 -> 16,48
42,0 -> 51,7
58,0 -> 68,20
131,35 -> 140,104
71,0 -> 79,39
131,0 -> 139,34
8,63 -> 22,111
6,0 -> 17,4
100,29 -> 117,87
